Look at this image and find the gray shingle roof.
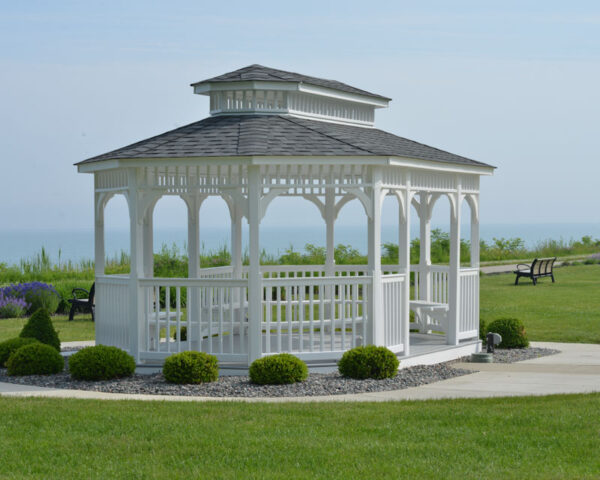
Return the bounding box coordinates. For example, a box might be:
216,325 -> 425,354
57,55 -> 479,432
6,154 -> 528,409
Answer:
191,64 -> 391,101
78,115 -> 492,168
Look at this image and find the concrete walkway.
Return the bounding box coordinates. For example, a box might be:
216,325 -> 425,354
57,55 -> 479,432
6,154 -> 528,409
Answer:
1,342 -> 599,402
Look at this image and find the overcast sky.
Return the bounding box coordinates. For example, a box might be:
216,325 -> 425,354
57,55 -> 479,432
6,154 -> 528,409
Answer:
1,0 -> 599,232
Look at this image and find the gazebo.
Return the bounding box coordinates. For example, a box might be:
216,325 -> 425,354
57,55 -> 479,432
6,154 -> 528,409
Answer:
77,65 -> 494,371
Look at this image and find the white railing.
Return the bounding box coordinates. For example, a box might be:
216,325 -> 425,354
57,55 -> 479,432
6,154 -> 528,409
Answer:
95,275 -> 130,350
430,265 -> 449,304
138,278 -> 249,362
261,275 -> 371,360
197,266 -> 235,279
382,274 -> 406,352
459,268 -> 479,339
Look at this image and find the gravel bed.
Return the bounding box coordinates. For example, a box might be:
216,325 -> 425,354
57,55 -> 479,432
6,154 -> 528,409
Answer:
0,347 -> 560,398
462,347 -> 560,363
0,362 -> 471,398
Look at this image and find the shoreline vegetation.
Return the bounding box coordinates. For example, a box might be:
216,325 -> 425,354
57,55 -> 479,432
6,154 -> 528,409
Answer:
1,231 -> 598,284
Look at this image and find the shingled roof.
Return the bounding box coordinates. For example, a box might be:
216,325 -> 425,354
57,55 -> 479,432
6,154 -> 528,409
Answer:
78,115 -> 491,168
191,64 -> 391,101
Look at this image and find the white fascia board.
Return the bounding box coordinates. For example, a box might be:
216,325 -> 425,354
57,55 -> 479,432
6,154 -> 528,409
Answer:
250,155 -> 388,166
77,156 -> 253,172
193,81 -> 299,95
297,84 -> 390,108
388,156 -> 495,176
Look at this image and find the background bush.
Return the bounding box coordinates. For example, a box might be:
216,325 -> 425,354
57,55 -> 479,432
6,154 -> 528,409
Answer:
0,337 -> 40,367
19,308 -> 61,351
1,282 -> 60,314
0,293 -> 29,318
485,318 -> 529,348
173,326 -> 187,342
6,342 -> 64,376
69,345 -> 136,381
338,345 -> 399,379
249,353 -> 308,385
163,351 -> 218,384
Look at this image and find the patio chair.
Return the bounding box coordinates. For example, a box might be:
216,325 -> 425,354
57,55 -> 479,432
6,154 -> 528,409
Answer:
68,283 -> 95,321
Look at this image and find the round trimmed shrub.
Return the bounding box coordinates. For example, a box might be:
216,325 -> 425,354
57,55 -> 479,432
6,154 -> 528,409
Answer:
485,318 -> 529,349
163,351 -> 218,384
69,345 -> 135,381
0,337 -> 40,367
6,343 -> 64,376
249,353 -> 308,385
19,308 -> 61,351
338,345 -> 399,379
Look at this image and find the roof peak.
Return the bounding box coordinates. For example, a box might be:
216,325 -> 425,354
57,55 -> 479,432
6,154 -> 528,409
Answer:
191,64 -> 391,101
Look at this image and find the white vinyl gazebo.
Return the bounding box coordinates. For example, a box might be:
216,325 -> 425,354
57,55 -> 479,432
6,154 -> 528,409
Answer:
77,65 -> 494,371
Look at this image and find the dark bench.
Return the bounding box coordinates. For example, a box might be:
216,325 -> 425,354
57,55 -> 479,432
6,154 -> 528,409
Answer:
68,283 -> 95,321
514,258 -> 556,285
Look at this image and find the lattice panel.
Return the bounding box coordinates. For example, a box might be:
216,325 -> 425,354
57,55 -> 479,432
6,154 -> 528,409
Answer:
142,165 -> 247,194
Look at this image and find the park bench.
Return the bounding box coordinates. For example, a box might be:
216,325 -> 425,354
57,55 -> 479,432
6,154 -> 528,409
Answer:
513,257 -> 556,285
68,283 -> 95,321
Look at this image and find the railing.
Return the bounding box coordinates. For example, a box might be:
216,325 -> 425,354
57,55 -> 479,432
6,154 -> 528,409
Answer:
410,265 -> 449,304
459,268 -> 479,339
95,275 -> 130,350
138,278 -> 249,362
381,274 -> 406,352
261,275 -> 371,360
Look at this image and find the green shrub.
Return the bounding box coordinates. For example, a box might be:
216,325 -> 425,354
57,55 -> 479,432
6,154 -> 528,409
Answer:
479,318 -> 487,342
0,337 -> 40,367
163,351 -> 218,384
6,343 -> 64,376
485,318 -> 529,349
69,345 -> 136,381
173,326 -> 187,341
338,345 -> 399,379
249,353 -> 308,385
19,308 -> 61,351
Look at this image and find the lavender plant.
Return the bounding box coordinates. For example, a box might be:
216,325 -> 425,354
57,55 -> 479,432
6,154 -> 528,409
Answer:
1,282 -> 60,314
0,291 -> 29,318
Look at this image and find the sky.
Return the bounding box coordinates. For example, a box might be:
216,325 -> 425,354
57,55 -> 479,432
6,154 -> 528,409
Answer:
1,0 -> 599,233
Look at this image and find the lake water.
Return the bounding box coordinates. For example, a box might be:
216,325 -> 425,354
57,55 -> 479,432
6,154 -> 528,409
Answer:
2,223 -> 599,265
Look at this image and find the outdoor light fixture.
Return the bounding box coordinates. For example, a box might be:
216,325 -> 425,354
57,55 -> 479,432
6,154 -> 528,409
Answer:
486,332 -> 502,353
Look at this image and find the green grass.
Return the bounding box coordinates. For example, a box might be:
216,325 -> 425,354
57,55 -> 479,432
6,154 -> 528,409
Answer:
0,314 -> 94,343
0,394 -> 598,479
480,264 -> 600,343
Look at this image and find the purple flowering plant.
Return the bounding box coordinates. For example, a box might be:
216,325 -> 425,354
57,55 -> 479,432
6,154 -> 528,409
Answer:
0,291 -> 29,318
0,282 -> 60,314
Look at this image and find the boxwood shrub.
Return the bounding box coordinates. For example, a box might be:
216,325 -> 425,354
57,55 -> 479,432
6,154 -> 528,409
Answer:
6,343 -> 64,376
69,345 -> 136,381
163,351 -> 219,384
19,308 -> 61,351
249,353 -> 308,385
0,337 -> 40,367
338,345 -> 399,379
485,318 -> 529,349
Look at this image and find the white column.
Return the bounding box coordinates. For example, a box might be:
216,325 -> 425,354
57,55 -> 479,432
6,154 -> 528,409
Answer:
324,188 -> 335,277
94,192 -> 105,276
247,166 -> 262,363
142,202 -> 154,278
470,197 -> 480,268
230,199 -> 243,279
127,169 -> 144,362
418,192 -> 431,303
398,187 -> 411,356
367,167 -> 384,346
448,182 -> 462,345
187,196 -> 201,278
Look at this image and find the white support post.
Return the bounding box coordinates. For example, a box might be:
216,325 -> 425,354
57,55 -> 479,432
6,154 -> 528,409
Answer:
142,204 -> 154,278
418,192 -> 432,303
184,195 -> 202,350
448,182 -> 462,345
94,191 -> 105,276
324,188 -> 335,277
398,186 -> 411,356
230,199 -> 243,279
247,166 -> 262,363
367,167 -> 384,346
127,169 -> 145,362
470,197 -> 480,268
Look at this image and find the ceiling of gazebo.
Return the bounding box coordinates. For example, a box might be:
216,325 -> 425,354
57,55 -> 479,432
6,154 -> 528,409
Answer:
77,114 -> 492,168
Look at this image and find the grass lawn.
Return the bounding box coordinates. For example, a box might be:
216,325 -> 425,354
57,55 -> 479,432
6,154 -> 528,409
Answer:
0,394 -> 598,479
0,314 -> 94,343
480,264 -> 600,344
